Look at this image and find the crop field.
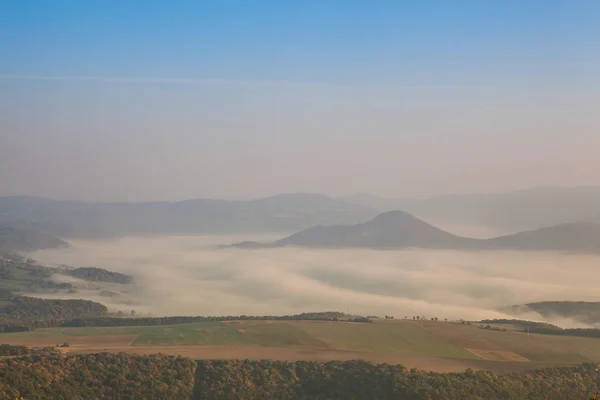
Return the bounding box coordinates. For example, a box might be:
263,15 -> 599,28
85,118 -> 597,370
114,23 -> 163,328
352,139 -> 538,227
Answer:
132,322 -> 253,346
294,320 -> 477,359
225,321 -> 329,347
416,320 -> 600,364
4,320 -> 600,373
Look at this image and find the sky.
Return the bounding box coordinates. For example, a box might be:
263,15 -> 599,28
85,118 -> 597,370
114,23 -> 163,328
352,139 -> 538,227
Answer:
1,0 -> 599,202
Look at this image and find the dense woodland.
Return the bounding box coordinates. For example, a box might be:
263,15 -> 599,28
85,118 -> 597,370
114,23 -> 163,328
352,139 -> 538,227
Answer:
0,344 -> 29,356
2,353 -> 600,399
0,352 -> 196,400
1,296 -> 108,321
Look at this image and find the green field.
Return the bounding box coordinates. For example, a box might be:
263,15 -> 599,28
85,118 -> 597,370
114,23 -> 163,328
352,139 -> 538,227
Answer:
0,322 -> 254,346
5,319 -> 600,372
1,325 -> 140,340
418,321 -> 600,363
226,321 -> 329,347
132,322 -> 253,346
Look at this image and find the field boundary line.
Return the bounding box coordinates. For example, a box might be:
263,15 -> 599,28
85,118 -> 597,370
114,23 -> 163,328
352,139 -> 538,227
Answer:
128,334 -> 139,346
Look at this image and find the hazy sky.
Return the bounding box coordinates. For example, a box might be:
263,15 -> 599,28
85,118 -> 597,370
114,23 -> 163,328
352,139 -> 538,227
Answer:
1,1 -> 599,202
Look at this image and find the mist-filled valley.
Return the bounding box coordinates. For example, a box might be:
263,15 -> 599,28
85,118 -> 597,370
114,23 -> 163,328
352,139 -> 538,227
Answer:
26,235 -> 600,326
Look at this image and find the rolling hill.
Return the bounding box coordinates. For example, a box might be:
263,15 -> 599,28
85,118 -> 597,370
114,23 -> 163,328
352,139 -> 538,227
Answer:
486,222 -> 600,252
232,210 -> 600,253
275,210 -> 480,249
0,194 -> 377,239
0,224 -> 69,252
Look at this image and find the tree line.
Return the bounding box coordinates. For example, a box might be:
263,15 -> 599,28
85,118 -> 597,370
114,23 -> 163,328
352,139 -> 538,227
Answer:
1,311 -> 352,333
2,353 -> 600,399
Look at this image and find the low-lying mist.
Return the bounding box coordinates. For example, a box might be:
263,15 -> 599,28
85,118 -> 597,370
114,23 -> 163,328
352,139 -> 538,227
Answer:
29,235 -> 600,325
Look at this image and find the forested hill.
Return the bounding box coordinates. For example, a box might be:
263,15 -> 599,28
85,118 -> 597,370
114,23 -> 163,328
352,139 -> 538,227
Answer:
2,353 -> 600,399
1,296 -> 108,321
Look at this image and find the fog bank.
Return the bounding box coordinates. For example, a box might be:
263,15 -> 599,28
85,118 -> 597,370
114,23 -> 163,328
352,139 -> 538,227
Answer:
29,236 -> 600,323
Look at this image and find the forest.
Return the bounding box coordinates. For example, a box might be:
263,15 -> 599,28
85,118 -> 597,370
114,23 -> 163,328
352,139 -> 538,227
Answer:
1,296 -> 108,321
2,353 -> 600,399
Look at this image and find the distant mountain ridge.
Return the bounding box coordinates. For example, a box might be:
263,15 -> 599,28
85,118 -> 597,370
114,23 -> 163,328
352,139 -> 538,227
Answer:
3,186 -> 600,243
232,210 -> 600,253
341,186 -> 600,233
0,194 -> 377,239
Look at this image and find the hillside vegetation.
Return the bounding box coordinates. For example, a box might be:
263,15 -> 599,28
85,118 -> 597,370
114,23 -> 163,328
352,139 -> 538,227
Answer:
2,353 -> 600,399
1,296 -> 108,321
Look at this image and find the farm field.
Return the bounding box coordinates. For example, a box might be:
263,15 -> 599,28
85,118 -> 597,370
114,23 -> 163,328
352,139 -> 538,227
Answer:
3,319 -> 600,373
417,320 -> 600,363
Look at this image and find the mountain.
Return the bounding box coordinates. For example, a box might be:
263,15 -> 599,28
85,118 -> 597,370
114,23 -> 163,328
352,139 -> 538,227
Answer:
341,186 -> 600,233
275,210 -> 480,249
486,223 -> 600,252
0,194 -> 377,239
233,211 -> 600,253
0,224 -> 69,252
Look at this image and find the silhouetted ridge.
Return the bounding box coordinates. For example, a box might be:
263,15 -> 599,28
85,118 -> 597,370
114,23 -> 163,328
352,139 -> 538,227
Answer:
234,210 -> 600,253
274,210 -> 479,249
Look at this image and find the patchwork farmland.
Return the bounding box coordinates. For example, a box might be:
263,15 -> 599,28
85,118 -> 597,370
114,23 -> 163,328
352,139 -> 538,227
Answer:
3,319 -> 600,373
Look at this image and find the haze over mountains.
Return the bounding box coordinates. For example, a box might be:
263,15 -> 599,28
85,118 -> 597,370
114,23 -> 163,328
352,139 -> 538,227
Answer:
341,186 -> 600,233
1,185 -> 600,253
0,194 -> 374,239
234,211 -> 600,254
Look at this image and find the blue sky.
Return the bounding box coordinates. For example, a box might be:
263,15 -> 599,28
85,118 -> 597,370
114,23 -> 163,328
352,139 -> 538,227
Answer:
2,0 -> 598,85
1,1 -> 599,201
